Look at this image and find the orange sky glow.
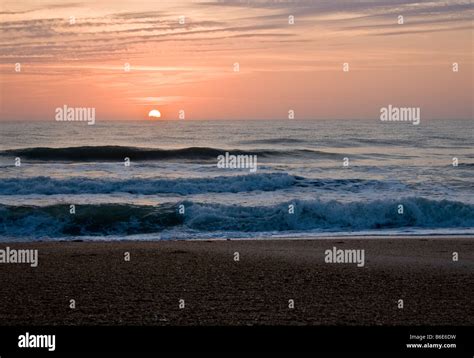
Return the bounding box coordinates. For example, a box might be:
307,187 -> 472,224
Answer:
0,0 -> 472,120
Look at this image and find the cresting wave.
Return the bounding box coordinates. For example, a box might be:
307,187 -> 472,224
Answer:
1,198 -> 472,238
0,146 -> 338,161
0,173 -> 298,195
0,175 -> 405,195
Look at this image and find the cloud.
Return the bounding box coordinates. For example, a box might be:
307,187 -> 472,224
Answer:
373,25 -> 472,36
0,0 -> 471,64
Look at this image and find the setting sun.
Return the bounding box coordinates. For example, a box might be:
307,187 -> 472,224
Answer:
148,109 -> 161,119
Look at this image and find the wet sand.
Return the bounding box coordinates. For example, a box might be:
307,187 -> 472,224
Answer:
0,237 -> 472,325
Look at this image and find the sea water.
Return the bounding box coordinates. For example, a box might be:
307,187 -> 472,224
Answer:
0,119 -> 472,241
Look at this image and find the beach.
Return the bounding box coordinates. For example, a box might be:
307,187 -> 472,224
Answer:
0,237 -> 472,326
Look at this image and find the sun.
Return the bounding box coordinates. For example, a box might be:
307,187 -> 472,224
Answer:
148,109 -> 161,119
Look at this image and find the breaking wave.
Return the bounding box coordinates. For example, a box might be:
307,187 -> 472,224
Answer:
1,198 -> 472,238
0,173 -> 298,195
0,175 -> 407,195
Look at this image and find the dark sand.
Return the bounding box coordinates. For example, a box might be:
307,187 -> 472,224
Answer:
0,237 -> 472,326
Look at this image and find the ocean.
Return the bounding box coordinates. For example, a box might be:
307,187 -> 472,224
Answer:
0,119 -> 473,241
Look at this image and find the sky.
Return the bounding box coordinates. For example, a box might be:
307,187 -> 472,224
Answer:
0,0 -> 472,121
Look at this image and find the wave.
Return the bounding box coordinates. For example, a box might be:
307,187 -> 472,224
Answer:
0,175 -> 406,195
0,146 -> 338,162
1,198 -> 472,238
0,173 -> 297,195
237,138 -> 308,145
0,203 -> 181,237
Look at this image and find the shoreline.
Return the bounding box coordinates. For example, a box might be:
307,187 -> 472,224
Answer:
2,233 -> 474,244
0,237 -> 472,326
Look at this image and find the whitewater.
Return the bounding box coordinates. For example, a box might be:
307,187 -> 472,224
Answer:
0,119 -> 472,241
